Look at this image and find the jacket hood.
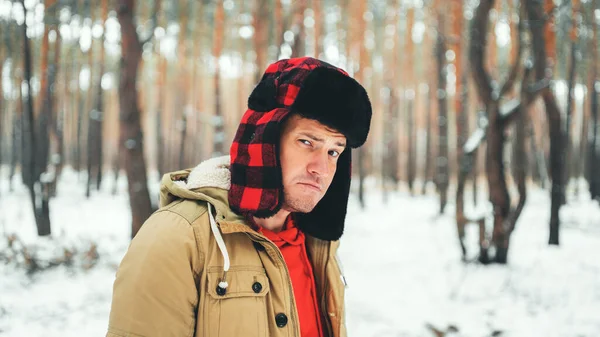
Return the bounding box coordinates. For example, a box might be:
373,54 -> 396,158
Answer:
159,155 -> 245,225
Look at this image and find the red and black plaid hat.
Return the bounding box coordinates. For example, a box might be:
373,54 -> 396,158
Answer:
229,57 -> 372,241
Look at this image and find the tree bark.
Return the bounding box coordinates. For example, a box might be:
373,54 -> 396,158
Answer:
117,0 -> 154,238
525,0 -> 565,245
192,0 -> 205,165
21,0 -> 52,236
253,0 -> 269,84
355,0 -> 368,209
405,7 -> 416,194
0,30 -> 4,175
313,0 -> 323,57
436,14 -> 449,215
212,0 -> 225,156
87,0 -> 109,195
290,0 -> 307,58
177,0 -> 190,169
544,0 -> 557,74
423,82 -> 433,195
49,29 -> 64,197
84,4 -> 96,185
36,0 -> 59,235
407,98 -> 416,194
11,68 -> 24,192
468,0 -> 529,263
587,0 -> 600,200
273,0 -> 284,60
564,0 -> 580,196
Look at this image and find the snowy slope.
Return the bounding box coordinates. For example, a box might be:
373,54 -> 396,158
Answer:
1,170 -> 599,337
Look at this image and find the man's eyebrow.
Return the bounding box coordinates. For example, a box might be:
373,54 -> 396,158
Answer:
299,132 -> 324,143
299,132 -> 346,147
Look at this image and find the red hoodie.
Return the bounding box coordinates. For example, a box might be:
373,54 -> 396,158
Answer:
258,216 -> 323,337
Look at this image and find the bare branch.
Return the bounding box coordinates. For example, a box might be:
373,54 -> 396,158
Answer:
469,0 -> 495,103
527,77 -> 551,93
463,99 -> 522,155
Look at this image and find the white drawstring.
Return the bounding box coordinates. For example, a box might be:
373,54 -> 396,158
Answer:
335,253 -> 348,288
207,203 -> 230,289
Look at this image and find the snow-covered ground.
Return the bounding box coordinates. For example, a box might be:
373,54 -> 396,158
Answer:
1,168 -> 599,337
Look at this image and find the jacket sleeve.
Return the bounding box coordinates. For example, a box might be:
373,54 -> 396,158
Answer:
107,210 -> 202,337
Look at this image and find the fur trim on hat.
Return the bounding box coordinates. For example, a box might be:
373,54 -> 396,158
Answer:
291,67 -> 372,148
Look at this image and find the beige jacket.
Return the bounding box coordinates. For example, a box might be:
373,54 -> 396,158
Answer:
107,156 -> 348,337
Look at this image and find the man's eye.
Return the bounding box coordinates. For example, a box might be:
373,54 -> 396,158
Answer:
299,139 -> 311,146
329,150 -> 340,158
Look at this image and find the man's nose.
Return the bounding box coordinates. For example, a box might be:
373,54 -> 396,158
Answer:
307,152 -> 329,178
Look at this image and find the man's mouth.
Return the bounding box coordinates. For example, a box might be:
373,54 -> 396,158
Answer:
297,182 -> 322,191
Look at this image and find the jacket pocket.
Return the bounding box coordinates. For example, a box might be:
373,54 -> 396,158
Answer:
204,266 -> 270,337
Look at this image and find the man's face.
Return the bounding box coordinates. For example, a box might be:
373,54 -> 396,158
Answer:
279,114 -> 347,213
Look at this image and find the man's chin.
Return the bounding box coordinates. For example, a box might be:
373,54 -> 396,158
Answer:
282,201 -> 318,214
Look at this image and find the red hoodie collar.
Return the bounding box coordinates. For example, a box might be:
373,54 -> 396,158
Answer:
249,214 -> 304,246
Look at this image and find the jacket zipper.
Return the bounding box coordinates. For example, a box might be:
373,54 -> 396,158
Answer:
246,232 -> 300,337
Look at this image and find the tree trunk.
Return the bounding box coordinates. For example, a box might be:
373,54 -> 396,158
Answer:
49,29 -> 64,197
177,0 -> 190,169
213,0 -> 225,156
355,0 -> 368,209
46,11 -> 62,197
36,0 -> 59,236
290,0 -> 307,58
525,0 -> 565,245
589,61 -> 599,200
590,79 -> 599,200
454,37 -> 470,260
436,14 -> 449,215
0,35 -> 4,177
273,0 -> 284,60
313,0 -> 323,57
544,0 -> 557,75
96,0 -> 108,189
423,82 -> 433,195
83,4 -> 96,186
407,98 -> 416,194
382,85 -> 396,202
253,0 -> 269,84
156,40 -> 166,178
487,102 -> 511,263
11,69 -> 23,192
587,0 -> 599,200
72,11 -> 84,172
87,0 -> 108,195
21,0 -> 51,236
565,0 -> 579,197
564,44 -> 576,195
192,0 -> 205,165
117,0 -> 154,238
469,0 -> 528,263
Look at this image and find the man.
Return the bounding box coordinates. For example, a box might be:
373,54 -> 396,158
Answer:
107,57 -> 372,337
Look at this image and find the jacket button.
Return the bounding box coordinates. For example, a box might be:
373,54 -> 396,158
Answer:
275,313 -> 288,328
252,241 -> 265,252
252,282 -> 263,293
216,285 -> 227,296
